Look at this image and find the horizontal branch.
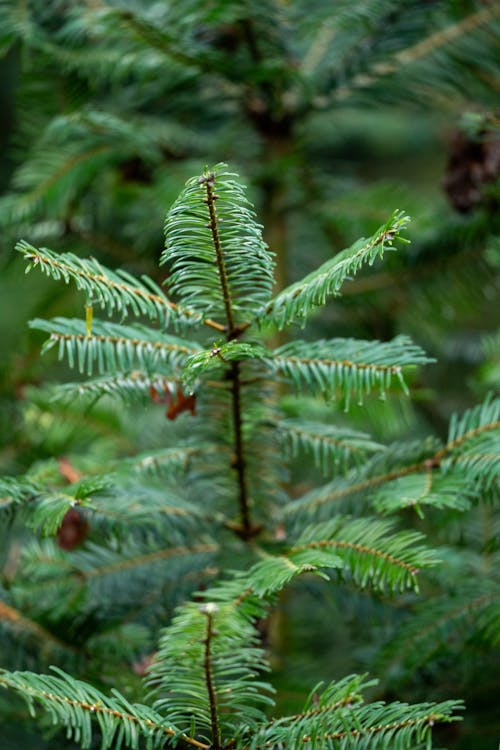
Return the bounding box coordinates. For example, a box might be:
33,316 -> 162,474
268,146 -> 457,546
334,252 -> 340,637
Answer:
302,713 -> 440,744
81,543 -> 218,580
288,416 -> 500,515
290,539 -> 419,577
329,5 -> 500,103
0,601 -> 77,654
0,671 -> 209,750
19,242 -> 225,332
383,590 -> 500,673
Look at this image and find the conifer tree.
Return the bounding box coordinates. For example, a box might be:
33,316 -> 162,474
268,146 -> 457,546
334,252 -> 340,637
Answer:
1,163 -> 498,748
0,0 -> 498,451
0,2 -> 499,747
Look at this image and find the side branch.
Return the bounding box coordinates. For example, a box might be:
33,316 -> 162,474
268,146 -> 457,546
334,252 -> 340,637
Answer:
290,540 -> 419,576
82,543 -> 218,579
0,602 -> 78,654
301,714 -> 440,744
0,674 -> 209,750
263,693 -> 361,728
292,418 -> 500,514
435,420 -> 500,458
330,5 -> 499,103
48,331 -> 193,354
17,544 -> 220,600
20,244 -> 225,333
276,353 -> 405,374
385,591 -> 500,672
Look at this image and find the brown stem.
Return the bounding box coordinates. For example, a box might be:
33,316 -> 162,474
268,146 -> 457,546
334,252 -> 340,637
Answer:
201,172 -> 235,333
199,170 -> 258,538
229,361 -> 254,540
202,606 -> 221,750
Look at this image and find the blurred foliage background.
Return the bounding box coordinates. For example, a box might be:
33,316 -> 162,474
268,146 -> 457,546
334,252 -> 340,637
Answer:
0,1 -> 498,748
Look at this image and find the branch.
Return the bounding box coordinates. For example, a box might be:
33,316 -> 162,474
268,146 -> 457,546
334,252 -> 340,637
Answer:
290,539 -> 419,578
256,212 -> 410,329
81,543 -> 218,580
329,5 -> 500,103
267,336 -> 431,406
301,713 -> 445,745
381,590 -> 500,676
18,242 -> 225,333
17,544 -> 219,603
287,414 -> 500,517
0,669 -> 210,750
0,601 -> 77,655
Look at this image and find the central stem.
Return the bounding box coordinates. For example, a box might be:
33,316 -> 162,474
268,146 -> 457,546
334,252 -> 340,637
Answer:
229,361 -> 252,540
203,172 -> 254,540
203,173 -> 235,333
202,606 -> 221,750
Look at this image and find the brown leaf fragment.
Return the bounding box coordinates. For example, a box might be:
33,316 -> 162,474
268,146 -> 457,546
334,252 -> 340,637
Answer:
57,508 -> 89,550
